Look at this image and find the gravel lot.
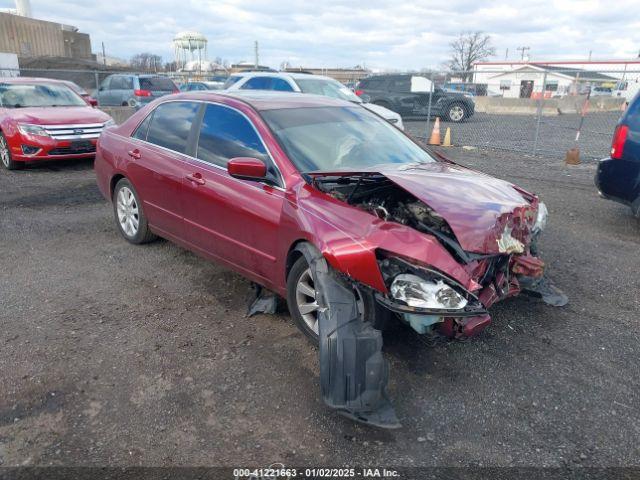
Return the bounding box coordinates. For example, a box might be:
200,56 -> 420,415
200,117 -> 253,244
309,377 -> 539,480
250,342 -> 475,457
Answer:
1,148 -> 639,470
405,111 -> 620,160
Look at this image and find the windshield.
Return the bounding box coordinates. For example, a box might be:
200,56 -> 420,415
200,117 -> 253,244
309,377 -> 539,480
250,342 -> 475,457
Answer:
0,83 -> 87,108
295,78 -> 361,103
262,106 -> 435,172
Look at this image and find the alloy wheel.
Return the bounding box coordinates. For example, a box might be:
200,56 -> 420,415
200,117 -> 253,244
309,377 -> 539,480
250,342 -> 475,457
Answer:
295,267 -> 364,335
116,186 -> 140,237
449,105 -> 464,122
0,136 -> 10,168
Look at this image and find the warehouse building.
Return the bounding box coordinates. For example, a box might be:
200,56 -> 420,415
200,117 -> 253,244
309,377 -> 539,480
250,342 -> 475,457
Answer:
0,0 -> 93,61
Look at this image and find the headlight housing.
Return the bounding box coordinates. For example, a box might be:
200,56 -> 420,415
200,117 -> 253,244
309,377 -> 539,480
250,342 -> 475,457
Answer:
390,273 -> 468,310
18,124 -> 50,137
533,202 -> 548,234
104,118 -> 116,127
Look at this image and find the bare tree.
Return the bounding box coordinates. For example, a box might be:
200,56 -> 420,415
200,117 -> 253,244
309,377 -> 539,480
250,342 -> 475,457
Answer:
448,32 -> 495,81
130,53 -> 163,71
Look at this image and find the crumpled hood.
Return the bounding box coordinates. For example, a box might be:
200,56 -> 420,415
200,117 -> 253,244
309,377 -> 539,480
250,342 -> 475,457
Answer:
5,106 -> 111,125
310,161 -> 535,254
381,162 -> 534,253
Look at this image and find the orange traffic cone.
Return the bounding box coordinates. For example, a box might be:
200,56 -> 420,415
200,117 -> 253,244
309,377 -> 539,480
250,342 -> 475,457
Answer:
442,127 -> 452,147
428,117 -> 441,145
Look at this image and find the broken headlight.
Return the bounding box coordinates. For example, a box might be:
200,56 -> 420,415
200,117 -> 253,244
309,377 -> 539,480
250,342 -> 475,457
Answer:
533,202 -> 548,234
390,274 -> 468,310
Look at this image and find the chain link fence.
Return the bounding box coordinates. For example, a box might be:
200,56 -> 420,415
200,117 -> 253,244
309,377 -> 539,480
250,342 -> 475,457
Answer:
402,68 -> 637,161
1,66 -> 637,161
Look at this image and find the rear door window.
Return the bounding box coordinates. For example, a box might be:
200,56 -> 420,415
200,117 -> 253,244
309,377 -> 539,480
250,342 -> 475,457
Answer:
132,112 -> 153,141
388,77 -> 410,92
110,76 -> 133,90
271,78 -> 294,91
139,77 -> 176,92
146,101 -> 200,154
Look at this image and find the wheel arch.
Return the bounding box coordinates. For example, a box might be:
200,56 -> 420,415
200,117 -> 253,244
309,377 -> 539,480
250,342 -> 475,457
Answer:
110,173 -> 126,199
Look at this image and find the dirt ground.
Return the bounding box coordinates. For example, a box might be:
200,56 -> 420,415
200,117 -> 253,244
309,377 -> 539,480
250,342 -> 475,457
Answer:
1,146 -> 639,470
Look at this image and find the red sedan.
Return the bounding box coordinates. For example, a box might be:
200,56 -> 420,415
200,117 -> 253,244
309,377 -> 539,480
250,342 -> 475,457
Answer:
0,77 -> 113,170
95,91 -> 564,428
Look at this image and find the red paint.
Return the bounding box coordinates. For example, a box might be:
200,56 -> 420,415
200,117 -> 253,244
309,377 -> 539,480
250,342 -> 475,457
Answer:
0,77 -> 112,163
227,157 -> 267,179
437,315 -> 492,338
94,92 -> 547,315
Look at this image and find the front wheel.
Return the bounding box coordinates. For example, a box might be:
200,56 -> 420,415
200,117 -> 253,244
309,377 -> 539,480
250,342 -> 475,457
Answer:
112,178 -> 157,244
446,103 -> 467,122
0,132 -> 22,170
286,254 -> 389,345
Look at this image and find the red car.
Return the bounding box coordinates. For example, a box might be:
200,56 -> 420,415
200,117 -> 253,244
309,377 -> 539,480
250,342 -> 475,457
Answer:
0,77 -> 113,170
95,91 -> 563,428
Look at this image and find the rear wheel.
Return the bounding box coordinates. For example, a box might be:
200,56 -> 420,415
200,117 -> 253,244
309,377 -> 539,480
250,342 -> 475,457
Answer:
113,178 -> 157,244
0,132 -> 22,170
286,254 -> 389,345
446,103 -> 466,122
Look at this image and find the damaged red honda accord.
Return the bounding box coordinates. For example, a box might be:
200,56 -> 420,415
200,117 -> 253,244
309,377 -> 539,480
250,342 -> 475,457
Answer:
95,91 -> 566,428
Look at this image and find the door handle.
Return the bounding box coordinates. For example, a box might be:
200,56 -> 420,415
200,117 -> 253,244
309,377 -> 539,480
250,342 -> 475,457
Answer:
186,173 -> 205,185
127,149 -> 141,160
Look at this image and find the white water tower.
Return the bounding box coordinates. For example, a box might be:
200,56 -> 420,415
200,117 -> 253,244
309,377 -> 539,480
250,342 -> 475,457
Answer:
173,31 -> 208,71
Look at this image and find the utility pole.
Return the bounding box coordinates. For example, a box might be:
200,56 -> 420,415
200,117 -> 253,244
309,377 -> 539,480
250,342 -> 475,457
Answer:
516,46 -> 530,61
505,48 -> 508,60
101,42 -> 106,66
254,41 -> 259,69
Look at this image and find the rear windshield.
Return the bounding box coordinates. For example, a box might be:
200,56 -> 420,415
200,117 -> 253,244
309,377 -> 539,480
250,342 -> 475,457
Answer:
139,77 -> 176,91
0,83 -> 86,108
223,76 -> 242,89
296,78 -> 360,103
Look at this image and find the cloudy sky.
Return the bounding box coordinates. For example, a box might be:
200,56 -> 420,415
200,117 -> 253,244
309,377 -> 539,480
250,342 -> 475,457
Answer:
2,0 -> 639,70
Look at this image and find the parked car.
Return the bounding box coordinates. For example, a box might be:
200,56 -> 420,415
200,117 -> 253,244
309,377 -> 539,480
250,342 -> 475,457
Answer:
0,77 -> 114,170
356,74 -> 475,122
179,81 -> 224,92
59,80 -> 99,107
95,91 -> 556,427
595,91 -> 640,216
223,71 -> 404,129
95,74 -> 178,107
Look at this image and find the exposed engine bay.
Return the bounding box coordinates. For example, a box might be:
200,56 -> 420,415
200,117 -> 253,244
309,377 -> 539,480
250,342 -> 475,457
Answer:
312,173 -> 477,263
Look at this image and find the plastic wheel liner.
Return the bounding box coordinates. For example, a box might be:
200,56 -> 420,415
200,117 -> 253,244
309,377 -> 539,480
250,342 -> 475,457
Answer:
295,243 -> 401,429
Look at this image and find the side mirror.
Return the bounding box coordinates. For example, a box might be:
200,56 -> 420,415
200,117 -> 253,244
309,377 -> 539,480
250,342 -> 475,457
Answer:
227,157 -> 267,181
359,93 -> 371,103
88,97 -> 98,107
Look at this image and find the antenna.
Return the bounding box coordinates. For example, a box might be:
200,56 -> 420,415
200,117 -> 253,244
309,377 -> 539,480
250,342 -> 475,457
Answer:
516,46 -> 530,61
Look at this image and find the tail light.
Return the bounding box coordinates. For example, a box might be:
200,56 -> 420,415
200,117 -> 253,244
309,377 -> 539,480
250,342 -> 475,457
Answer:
133,89 -> 152,97
611,124 -> 629,159
355,89 -> 364,96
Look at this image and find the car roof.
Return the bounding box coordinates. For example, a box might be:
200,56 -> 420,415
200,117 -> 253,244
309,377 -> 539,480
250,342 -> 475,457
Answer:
172,90 -> 353,111
231,71 -> 336,82
0,76 -> 69,85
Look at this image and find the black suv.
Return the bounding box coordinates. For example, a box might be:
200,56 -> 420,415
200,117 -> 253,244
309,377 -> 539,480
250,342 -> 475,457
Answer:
356,74 -> 475,122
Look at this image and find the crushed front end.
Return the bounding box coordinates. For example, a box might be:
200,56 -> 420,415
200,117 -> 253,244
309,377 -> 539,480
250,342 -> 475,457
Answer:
311,170 -> 567,339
